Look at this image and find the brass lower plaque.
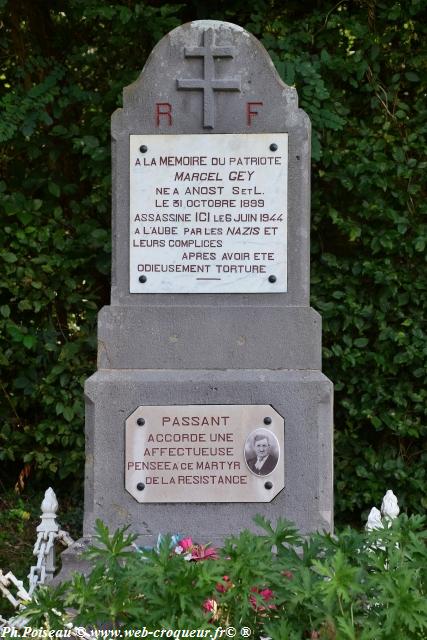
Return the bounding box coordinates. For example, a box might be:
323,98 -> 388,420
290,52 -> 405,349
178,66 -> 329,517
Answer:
125,405 -> 284,503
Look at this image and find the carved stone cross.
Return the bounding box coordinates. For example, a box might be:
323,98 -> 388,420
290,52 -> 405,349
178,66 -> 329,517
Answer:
177,28 -> 241,128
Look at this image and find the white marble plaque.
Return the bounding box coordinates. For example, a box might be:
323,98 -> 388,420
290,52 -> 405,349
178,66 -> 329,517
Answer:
125,405 -> 284,503
129,134 -> 287,293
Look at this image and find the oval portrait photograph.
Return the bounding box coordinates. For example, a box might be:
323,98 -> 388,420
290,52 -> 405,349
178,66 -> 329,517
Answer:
244,428 -> 280,476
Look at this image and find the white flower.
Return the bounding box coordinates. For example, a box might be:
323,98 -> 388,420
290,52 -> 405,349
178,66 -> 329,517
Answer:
381,490 -> 400,521
366,507 -> 384,532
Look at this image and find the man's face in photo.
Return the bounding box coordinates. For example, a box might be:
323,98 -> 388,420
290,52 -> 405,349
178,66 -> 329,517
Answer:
254,437 -> 270,459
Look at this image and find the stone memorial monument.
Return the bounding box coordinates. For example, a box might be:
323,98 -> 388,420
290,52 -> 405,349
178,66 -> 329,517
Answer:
84,19 -> 333,545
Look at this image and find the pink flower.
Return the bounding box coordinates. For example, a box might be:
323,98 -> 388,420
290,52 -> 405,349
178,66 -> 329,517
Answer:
282,570 -> 294,580
202,598 -> 216,612
189,544 -> 218,561
216,575 -> 231,593
179,537 -> 193,551
202,597 -> 219,622
249,586 -> 276,611
175,538 -> 217,561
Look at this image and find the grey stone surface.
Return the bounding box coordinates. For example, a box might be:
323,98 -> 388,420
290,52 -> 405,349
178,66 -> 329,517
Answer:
51,538 -> 92,585
83,19 -> 334,544
97,305 -> 322,370
111,20 -> 310,307
84,369 -> 333,543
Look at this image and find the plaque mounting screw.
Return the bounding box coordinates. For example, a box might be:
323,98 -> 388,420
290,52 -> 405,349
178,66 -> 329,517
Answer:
137,483 -> 145,491
269,143 -> 278,151
137,418 -> 145,426
139,275 -> 147,283
264,481 -> 273,490
264,417 -> 272,425
268,275 -> 277,283
139,145 -> 148,153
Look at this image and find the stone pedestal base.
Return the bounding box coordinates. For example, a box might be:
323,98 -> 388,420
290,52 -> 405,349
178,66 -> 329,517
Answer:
84,369 -> 333,545
51,538 -> 92,585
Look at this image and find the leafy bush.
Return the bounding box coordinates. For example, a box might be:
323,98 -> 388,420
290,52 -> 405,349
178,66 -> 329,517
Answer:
0,1 -> 426,521
21,515 -> 427,639
0,1 -> 182,488
246,0 -> 427,520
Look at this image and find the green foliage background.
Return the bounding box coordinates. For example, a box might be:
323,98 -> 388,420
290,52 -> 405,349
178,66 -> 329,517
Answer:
0,0 -> 426,523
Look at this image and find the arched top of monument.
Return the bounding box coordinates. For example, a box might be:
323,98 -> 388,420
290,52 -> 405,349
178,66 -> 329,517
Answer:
112,19 -> 307,135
